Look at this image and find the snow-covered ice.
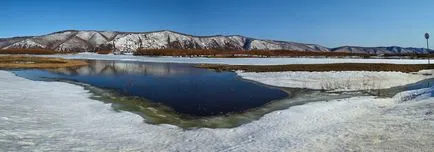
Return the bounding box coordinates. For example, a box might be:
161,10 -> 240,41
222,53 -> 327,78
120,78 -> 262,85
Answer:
0,70 -> 433,151
237,70 -> 434,91
42,53 -> 432,65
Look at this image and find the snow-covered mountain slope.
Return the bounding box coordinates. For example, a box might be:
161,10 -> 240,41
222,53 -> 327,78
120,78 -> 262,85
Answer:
0,30 -> 431,54
0,30 -> 329,53
0,37 -> 32,49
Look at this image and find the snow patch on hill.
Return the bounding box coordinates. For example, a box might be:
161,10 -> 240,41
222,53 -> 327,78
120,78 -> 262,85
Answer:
4,39 -> 45,49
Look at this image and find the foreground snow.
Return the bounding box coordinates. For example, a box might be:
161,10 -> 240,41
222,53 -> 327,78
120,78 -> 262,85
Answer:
0,70 -> 433,151
43,53 -> 432,65
238,70 -> 434,91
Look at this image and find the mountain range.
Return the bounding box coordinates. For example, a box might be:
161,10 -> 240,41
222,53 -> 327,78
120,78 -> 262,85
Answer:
0,30 -> 431,54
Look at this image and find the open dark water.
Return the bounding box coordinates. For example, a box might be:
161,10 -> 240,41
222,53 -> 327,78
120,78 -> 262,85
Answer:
11,60 -> 288,116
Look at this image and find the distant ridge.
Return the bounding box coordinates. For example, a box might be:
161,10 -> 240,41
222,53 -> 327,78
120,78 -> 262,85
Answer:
331,46 -> 431,54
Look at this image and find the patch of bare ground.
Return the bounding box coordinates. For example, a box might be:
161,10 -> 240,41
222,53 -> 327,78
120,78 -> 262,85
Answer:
0,55 -> 88,69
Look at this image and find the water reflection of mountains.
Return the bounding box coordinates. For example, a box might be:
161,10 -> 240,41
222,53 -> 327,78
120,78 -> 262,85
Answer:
50,60 -> 199,77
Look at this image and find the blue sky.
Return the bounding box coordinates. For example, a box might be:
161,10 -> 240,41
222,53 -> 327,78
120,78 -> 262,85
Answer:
1,0 -> 433,48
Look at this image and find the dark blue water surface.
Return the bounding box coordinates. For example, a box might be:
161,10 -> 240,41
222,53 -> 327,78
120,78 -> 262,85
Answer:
12,60 -> 288,116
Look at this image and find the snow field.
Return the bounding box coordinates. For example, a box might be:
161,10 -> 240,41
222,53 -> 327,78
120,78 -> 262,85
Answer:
0,70 -> 432,151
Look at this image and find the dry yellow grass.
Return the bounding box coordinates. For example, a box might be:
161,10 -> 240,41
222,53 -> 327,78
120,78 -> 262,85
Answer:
0,55 -> 88,69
